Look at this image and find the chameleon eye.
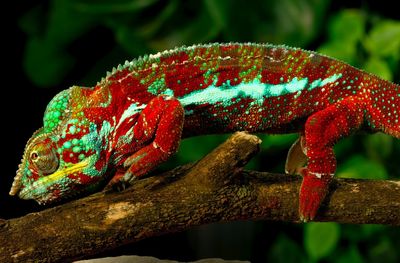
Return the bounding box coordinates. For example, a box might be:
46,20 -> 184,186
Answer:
30,146 -> 59,175
30,151 -> 39,161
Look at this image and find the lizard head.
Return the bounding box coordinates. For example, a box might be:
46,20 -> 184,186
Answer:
11,129 -> 62,204
10,87 -> 110,204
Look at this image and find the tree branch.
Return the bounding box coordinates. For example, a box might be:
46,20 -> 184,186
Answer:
1,132 -> 399,262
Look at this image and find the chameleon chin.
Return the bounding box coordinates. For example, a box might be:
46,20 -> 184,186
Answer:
10,43 -> 400,222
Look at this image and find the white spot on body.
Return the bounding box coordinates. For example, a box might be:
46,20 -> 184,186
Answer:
218,55 -> 232,60
116,103 -> 146,130
309,172 -> 335,178
116,126 -> 135,149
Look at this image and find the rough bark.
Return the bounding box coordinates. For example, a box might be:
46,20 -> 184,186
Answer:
1,132 -> 399,262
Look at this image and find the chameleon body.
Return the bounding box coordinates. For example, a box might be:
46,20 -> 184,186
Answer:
10,43 -> 399,221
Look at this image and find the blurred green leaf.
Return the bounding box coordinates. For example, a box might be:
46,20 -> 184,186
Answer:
337,155 -> 388,180
329,9 -> 366,44
304,222 -> 340,261
334,136 -> 357,160
114,24 -> 151,56
342,224 -> 385,243
73,0 -> 158,14
337,245 -> 364,263
269,0 -> 330,46
175,135 -> 229,163
135,0 -> 179,38
203,0 -> 229,30
47,0 -> 93,46
149,4 -> 221,50
317,9 -> 365,65
22,0 -> 94,87
24,38 -> 74,87
260,134 -> 297,149
317,41 -> 357,64
19,5 -> 44,36
268,234 -> 306,263
364,20 -> 400,59
363,56 -> 393,81
341,225 -> 363,242
368,237 -> 398,263
361,224 -> 385,239
364,133 -> 393,160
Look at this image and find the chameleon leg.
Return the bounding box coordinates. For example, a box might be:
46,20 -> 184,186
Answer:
299,97 -> 366,221
285,135 -> 307,175
111,95 -> 184,189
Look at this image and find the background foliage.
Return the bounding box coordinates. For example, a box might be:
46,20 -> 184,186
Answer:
4,0 -> 400,262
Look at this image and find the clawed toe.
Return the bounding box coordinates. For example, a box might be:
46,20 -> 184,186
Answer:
112,180 -> 129,192
299,170 -> 331,222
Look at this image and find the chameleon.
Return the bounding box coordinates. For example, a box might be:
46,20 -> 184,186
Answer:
10,43 -> 399,221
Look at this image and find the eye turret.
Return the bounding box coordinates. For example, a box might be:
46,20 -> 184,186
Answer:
9,131 -> 59,196
29,145 -> 59,175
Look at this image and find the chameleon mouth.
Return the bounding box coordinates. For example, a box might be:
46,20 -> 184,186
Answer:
18,160 -> 89,202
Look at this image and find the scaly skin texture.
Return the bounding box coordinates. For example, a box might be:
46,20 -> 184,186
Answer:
10,43 -> 400,221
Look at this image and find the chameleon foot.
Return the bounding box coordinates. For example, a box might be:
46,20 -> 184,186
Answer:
122,171 -> 139,185
105,173 -> 138,192
104,170 -> 137,192
112,180 -> 129,192
299,169 -> 332,222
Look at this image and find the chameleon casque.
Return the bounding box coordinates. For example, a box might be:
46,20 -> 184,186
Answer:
10,43 -> 400,221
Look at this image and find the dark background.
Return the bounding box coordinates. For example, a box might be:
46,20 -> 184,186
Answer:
3,0 -> 400,262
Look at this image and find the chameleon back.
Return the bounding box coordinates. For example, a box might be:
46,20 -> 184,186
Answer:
99,43 -> 400,137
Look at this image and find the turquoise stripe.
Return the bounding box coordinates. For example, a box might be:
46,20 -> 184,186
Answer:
178,73 -> 342,107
